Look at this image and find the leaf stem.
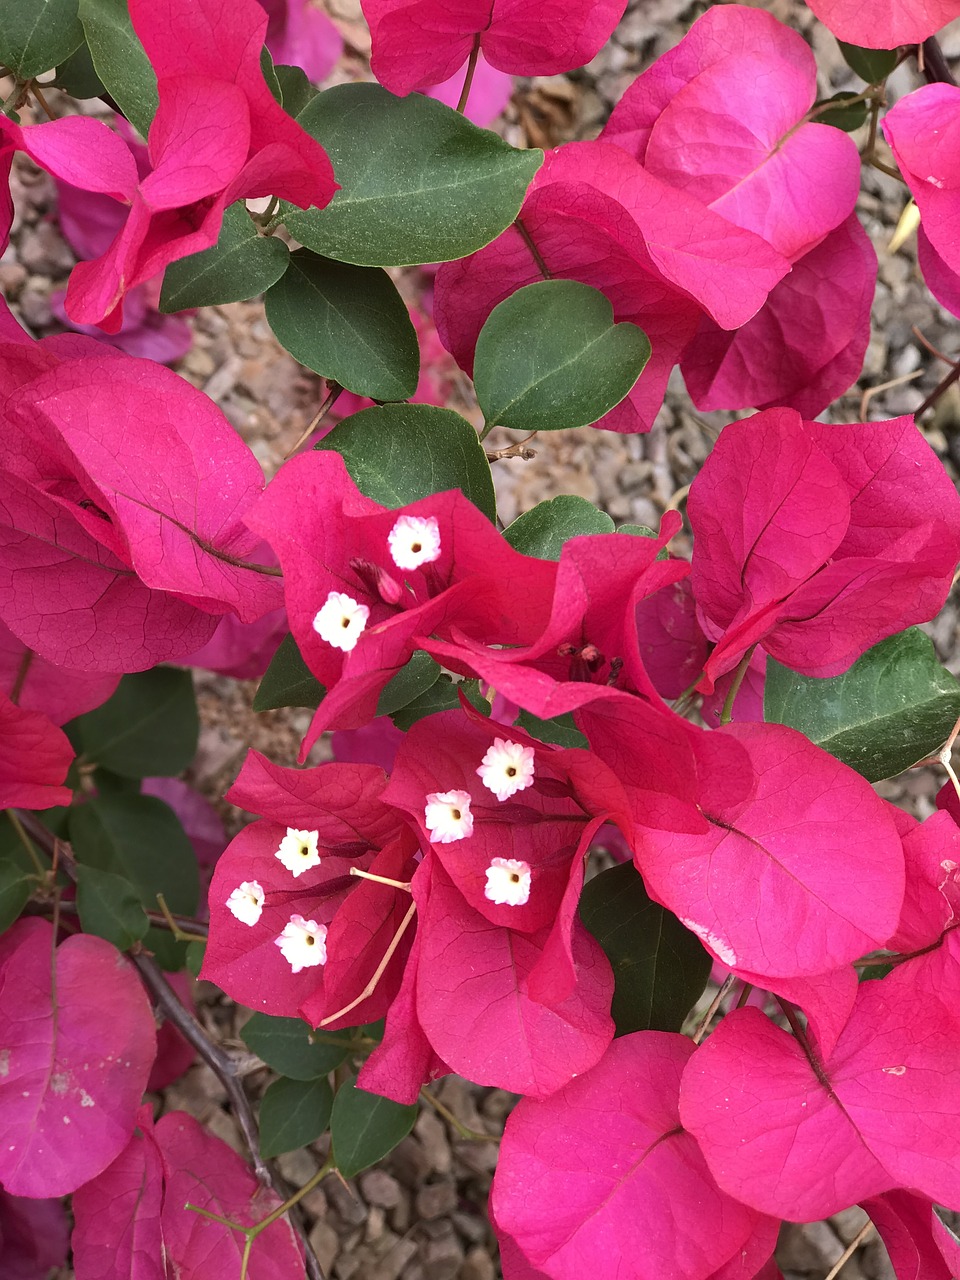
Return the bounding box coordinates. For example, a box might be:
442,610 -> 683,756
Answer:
7,811 -> 48,878
155,891 -> 209,942
320,899 -> 417,1026
456,35 -> 481,114
285,382 -> 344,458
719,645 -> 756,725
348,867 -> 412,892
823,1220 -> 875,1280
515,217 -> 551,279
420,1087 -> 499,1142
691,974 -> 737,1045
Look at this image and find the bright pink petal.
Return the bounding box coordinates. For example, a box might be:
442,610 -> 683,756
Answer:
806,0 -> 960,46
0,1190 -> 70,1280
0,618 -> 119,724
493,1032 -> 769,1280
884,84 -> 960,277
0,115 -> 138,202
0,920 -> 157,1197
425,52 -> 513,125
862,1191 -> 955,1280
142,76 -> 251,209
262,0 -> 344,81
0,690 -> 74,809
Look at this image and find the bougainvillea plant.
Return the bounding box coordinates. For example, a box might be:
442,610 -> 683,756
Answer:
2,0 -> 960,1277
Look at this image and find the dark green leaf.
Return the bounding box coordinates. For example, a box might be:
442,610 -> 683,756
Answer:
516,709 -> 587,749
474,280 -> 650,432
323,404 -> 496,522
68,667 -> 198,778
579,862 -> 712,1035
0,861 -> 33,934
265,250 -> 419,401
284,83 -> 542,266
75,864 -> 148,950
253,633 -> 325,712
331,1074 -> 416,1178
160,202 -> 289,312
617,523 -> 668,559
260,43 -> 281,104
185,939 -> 206,978
52,39 -> 105,97
147,928 -> 188,973
91,767 -> 141,797
837,40 -> 899,83
78,0 -> 157,135
504,495 -> 614,559
275,64 -> 316,117
812,91 -> 868,132
764,628 -> 960,783
260,1075 -> 333,1158
389,677 -> 486,731
0,0 -> 83,79
243,1013 -> 350,1080
69,792 -> 199,916
375,652 -> 442,717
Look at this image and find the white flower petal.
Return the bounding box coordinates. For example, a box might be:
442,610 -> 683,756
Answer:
275,914 -> 328,973
424,789 -> 474,843
484,858 -> 531,906
388,515 -> 441,571
313,591 -> 369,651
226,880 -> 265,926
477,738 -> 536,802
275,827 -> 322,878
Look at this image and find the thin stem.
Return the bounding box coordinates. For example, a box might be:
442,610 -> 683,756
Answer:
30,82 -> 55,120
9,648 -> 33,704
1,81 -> 25,117
285,383 -> 343,458
185,1204 -> 241,1229
920,36 -> 957,86
348,867 -> 412,892
916,358 -> 960,418
155,892 -> 208,943
692,974 -> 737,1045
320,900 -> 417,1026
823,1220 -> 875,1280
515,217 -> 551,279
250,1157 -> 334,1237
719,645 -> 756,726
867,156 -> 906,182
456,35 -> 481,114
8,811 -> 47,878
420,1088 -> 499,1142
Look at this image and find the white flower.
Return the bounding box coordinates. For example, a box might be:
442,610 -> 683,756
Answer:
225,880 -> 265,926
275,914 -> 328,973
275,828 -> 322,878
485,858 -> 532,906
313,591 -> 369,651
424,789 -> 474,843
388,515 -> 441,571
477,738 -> 536,802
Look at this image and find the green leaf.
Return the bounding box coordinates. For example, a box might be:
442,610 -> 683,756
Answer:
265,250 -> 419,401
68,667 -> 198,778
323,404 -> 496,522
260,43 -> 281,104
504,495 -> 614,559
764,628 -> 960,783
284,83 -> 542,267
274,64 -> 316,117
375,651 -> 442,717
253,633 -> 325,712
0,861 -> 33,934
243,1013 -> 350,1080
837,40 -> 899,83
0,0 -> 83,78
579,862 -> 712,1035
516,709 -> 587,749
75,864 -> 148,950
159,202 -> 289,312
331,1074 -> 416,1178
474,280 -> 650,432
260,1075 -> 333,1158
69,792 -> 199,916
52,39 -> 106,97
185,939 -> 206,978
389,676 -> 486,731
78,0 -> 157,135
812,91 -> 868,133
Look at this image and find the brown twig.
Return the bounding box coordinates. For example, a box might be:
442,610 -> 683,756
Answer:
920,37 -> 957,86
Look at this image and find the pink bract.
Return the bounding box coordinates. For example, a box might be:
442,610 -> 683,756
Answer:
362,0 -> 626,96
0,1191 -> 71,1280
60,0 -> 336,329
0,919 -> 157,1198
0,690 -> 74,810
259,0 -> 344,82
492,1032 -> 773,1280
805,0 -> 960,46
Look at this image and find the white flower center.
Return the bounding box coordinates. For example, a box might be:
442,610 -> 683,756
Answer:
225,880 -> 265,926
275,914 -> 328,973
388,515 -> 441,571
313,591 -> 369,652
275,827 -> 321,877
476,738 -> 536,802
485,858 -> 532,906
424,789 -> 474,843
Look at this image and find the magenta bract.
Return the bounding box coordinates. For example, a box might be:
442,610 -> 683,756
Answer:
805,0 -> 960,46
362,0 -> 626,96
0,690 -> 74,810
0,920 -> 157,1198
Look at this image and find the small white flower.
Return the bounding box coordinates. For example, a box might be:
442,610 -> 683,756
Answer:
313,591 -> 369,652
424,790 -> 474,843
225,880 -> 265,926
485,858 -> 532,906
275,828 -> 322,878
477,738 -> 536,802
388,515 -> 441,571
275,914 -> 328,973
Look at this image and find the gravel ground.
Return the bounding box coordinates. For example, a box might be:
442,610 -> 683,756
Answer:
5,1 -> 960,1277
